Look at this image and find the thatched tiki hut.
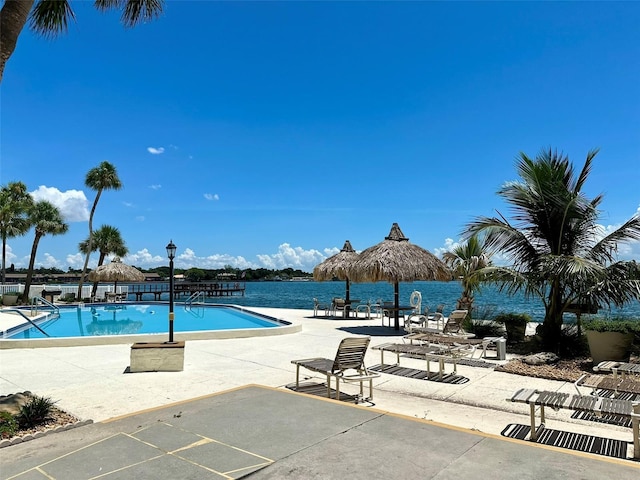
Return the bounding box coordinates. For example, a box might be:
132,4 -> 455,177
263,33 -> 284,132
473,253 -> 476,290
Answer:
88,257 -> 145,293
348,223 -> 452,330
313,240 -> 359,316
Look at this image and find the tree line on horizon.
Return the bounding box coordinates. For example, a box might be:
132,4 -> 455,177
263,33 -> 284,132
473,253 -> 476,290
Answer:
2,265 -> 314,282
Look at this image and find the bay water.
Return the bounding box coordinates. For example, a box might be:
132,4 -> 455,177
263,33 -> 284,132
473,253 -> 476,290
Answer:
142,280 -> 640,323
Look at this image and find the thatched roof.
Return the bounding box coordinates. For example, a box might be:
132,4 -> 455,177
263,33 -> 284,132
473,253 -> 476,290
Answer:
348,223 -> 452,283
313,240 -> 359,281
88,258 -> 146,284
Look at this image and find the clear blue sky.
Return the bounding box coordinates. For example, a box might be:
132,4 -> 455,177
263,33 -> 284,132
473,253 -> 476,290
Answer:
1,1 -> 639,272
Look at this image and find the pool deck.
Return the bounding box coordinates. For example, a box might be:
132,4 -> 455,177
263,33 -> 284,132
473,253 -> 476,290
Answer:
1,306 -> 639,478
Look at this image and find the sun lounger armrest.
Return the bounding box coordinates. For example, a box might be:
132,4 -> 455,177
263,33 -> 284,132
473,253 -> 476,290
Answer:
291,357 -> 325,365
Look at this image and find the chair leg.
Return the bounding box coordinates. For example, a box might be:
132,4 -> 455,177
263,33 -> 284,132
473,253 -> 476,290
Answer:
632,402 -> 639,459
529,403 -> 538,441
336,377 -> 340,401
296,364 -> 300,389
326,373 -> 331,398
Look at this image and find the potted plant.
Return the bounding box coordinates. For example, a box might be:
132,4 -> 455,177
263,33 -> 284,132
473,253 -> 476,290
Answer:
582,317 -> 640,364
1,292 -> 20,306
494,312 -> 530,344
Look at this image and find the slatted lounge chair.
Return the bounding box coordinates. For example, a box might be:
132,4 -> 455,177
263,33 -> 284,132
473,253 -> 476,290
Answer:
313,298 -> 330,317
404,309 -> 474,338
372,341 -> 476,380
291,336 -> 379,402
509,388 -> 640,459
575,373 -> 640,397
593,361 -> 640,379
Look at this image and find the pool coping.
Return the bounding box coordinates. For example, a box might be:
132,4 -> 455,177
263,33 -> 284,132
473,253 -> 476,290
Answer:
0,303 -> 301,349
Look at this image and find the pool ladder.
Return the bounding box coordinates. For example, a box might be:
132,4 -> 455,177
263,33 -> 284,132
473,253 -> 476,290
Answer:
31,296 -> 60,317
185,291 -> 205,310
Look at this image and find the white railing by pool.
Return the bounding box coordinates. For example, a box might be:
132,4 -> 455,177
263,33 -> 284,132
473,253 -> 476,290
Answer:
58,285 -> 129,299
1,284 -> 23,295
1,284 -> 129,300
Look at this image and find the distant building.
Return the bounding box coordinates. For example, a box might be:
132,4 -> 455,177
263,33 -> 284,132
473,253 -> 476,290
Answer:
2,272 -> 161,284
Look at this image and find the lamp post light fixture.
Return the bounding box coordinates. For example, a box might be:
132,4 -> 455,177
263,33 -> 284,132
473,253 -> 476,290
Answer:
166,240 -> 177,343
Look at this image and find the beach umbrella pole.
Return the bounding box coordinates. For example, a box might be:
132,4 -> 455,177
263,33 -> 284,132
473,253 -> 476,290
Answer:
394,282 -> 400,330
346,279 -> 351,318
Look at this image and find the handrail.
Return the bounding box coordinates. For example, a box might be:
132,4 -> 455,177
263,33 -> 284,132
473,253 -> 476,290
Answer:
31,296 -> 60,316
1,308 -> 50,337
185,291 -> 204,309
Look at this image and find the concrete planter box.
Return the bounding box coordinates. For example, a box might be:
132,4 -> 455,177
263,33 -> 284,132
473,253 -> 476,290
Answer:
585,330 -> 634,365
2,294 -> 19,306
130,341 -> 185,373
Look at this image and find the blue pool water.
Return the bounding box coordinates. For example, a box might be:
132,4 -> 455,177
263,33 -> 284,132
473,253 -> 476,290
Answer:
7,304 -> 282,339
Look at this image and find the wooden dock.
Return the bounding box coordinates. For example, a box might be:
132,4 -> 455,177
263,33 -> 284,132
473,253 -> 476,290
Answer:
127,282 -> 246,301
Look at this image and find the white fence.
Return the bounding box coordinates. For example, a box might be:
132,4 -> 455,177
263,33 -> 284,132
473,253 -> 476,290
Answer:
1,284 -> 129,300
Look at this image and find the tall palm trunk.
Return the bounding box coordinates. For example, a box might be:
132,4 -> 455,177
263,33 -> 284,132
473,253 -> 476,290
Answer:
1,232 -> 7,284
0,0 -> 35,83
23,231 -> 42,303
542,280 -> 564,351
77,191 -> 102,300
90,251 -> 107,297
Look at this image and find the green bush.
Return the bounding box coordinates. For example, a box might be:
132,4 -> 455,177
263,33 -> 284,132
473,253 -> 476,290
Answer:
59,293 -> 75,303
494,312 -> 531,325
17,395 -> 57,429
462,318 -> 503,338
583,317 -> 640,354
582,318 -> 640,334
0,411 -> 18,438
495,313 -> 530,344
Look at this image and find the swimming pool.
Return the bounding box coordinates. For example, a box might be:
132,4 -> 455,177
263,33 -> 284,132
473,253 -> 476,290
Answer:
0,303 -> 300,348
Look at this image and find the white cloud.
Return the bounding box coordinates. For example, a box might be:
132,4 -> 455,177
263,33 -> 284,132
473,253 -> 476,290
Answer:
147,147 -> 165,154
135,244 -> 327,271
66,252 -> 98,269
122,201 -> 134,208
123,249 -> 165,267
256,243 -> 325,271
204,193 -> 219,201
175,248 -> 257,270
2,244 -> 17,266
30,186 -> 89,222
435,237 -> 513,266
323,247 -> 340,257
149,184 -> 162,190
434,238 -> 458,259
135,216 -> 145,222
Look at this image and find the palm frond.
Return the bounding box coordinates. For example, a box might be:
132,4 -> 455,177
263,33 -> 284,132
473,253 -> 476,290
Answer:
29,0 -> 75,37
95,0 -> 164,27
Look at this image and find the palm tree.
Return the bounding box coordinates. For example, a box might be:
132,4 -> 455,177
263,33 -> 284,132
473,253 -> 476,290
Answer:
76,161 -> 122,300
441,234 -> 492,317
23,200 -> 68,302
0,0 -> 165,83
0,181 -> 33,284
79,224 -> 128,297
467,148 -> 640,351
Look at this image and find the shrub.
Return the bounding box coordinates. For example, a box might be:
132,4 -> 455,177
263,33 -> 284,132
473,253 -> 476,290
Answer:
59,293 -> 75,303
0,411 -> 18,438
495,313 -> 530,344
583,317 -> 640,355
462,318 -> 503,338
17,395 -> 57,429
494,312 -> 531,325
582,318 -> 640,334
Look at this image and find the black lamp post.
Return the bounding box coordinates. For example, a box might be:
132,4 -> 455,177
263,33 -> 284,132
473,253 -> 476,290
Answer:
166,240 -> 176,343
